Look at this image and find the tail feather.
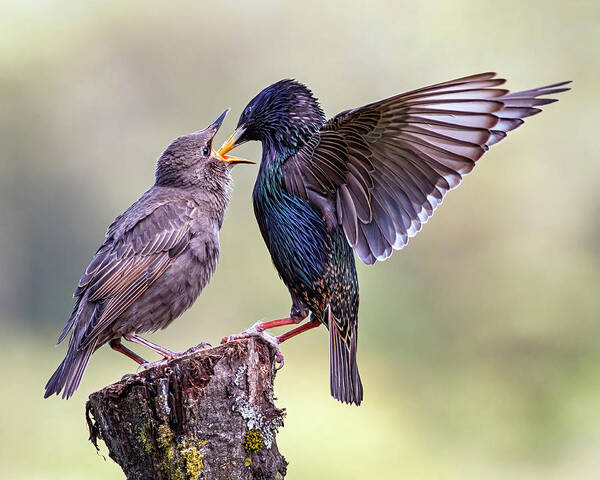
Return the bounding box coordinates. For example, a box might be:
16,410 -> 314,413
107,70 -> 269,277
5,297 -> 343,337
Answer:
44,341 -> 96,399
327,305 -> 363,405
56,297 -> 82,345
48,298 -> 100,399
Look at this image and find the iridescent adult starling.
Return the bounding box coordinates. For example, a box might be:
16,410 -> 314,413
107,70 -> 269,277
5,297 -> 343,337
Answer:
218,73 -> 570,405
44,110 -> 252,399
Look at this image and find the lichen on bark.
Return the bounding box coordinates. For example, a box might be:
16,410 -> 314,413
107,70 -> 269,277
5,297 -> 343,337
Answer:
86,338 -> 287,479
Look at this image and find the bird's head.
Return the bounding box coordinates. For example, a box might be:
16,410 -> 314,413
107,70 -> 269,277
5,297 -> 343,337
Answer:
155,109 -> 253,189
219,79 -> 325,158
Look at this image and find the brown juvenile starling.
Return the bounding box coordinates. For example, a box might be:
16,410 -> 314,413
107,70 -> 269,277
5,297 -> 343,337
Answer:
218,72 -> 570,405
44,110 -> 252,399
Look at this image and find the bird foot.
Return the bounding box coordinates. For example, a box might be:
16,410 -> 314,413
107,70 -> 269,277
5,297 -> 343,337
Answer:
135,351 -> 184,372
181,342 -> 212,356
221,323 -> 285,369
135,342 -> 212,372
136,358 -> 170,372
136,357 -> 177,373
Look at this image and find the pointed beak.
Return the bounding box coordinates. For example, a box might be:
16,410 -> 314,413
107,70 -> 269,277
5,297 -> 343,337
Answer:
207,108 -> 229,137
217,125 -> 253,164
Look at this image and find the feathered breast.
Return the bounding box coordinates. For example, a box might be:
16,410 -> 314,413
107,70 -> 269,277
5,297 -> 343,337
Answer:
253,158 -> 330,288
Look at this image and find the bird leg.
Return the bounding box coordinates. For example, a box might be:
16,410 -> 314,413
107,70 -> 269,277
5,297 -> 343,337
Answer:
220,316 -> 300,343
134,342 -> 213,373
109,338 -> 147,365
275,319 -> 321,343
252,316 -> 303,332
221,315 -> 317,368
123,334 -> 179,360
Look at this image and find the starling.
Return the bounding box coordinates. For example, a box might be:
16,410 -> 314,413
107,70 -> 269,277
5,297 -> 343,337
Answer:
44,110 -> 252,399
218,72 -> 570,405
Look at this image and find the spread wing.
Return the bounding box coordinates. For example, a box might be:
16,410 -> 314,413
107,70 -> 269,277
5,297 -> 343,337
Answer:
59,199 -> 195,348
283,72 -> 570,264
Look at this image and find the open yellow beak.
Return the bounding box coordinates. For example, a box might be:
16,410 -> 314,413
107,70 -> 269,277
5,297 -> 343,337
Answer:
204,109 -> 252,164
217,126 -> 253,164
213,147 -> 254,165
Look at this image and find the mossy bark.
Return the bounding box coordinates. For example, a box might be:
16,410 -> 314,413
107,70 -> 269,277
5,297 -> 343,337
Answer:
86,338 -> 287,479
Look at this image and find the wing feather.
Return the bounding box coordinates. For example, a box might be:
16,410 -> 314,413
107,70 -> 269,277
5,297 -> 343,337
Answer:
72,200 -> 194,347
283,73 -> 570,263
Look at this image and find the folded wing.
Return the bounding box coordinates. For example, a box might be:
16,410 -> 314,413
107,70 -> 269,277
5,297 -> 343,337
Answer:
58,200 -> 195,348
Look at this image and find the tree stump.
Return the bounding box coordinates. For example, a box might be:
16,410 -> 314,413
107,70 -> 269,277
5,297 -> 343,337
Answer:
86,338 -> 287,480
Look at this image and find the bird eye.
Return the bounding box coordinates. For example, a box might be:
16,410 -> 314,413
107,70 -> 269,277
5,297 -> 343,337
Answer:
202,146 -> 210,156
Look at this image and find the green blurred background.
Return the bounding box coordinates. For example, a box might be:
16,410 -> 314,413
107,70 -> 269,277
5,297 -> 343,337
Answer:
1,1 -> 598,478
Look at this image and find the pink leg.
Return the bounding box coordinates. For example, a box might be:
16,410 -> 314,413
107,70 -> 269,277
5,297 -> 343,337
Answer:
109,338 -> 147,365
124,334 -> 178,360
276,319 -> 321,343
220,317 -> 301,344
221,316 -> 317,368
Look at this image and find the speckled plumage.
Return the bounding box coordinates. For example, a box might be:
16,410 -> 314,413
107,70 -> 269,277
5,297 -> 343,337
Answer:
224,74 -> 569,405
45,111 -> 239,399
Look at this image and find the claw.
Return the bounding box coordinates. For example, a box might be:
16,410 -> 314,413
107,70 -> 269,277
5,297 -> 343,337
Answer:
136,357 -> 169,372
274,350 -> 284,370
182,342 -> 212,355
221,323 -> 285,369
